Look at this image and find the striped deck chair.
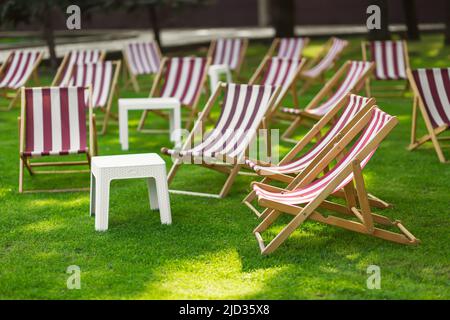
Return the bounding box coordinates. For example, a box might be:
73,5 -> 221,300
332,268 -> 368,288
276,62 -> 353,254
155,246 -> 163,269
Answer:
300,37 -> 348,94
123,41 -> 162,92
52,49 -> 105,86
362,40 -> 410,96
249,56 -> 306,115
407,68 -> 450,163
266,38 -> 309,60
138,57 -> 210,131
243,94 -> 392,216
250,107 -> 419,254
67,61 -> 121,134
161,83 -> 281,198
0,50 -> 43,110
18,86 -> 97,193
281,60 -> 374,142
208,38 -> 248,77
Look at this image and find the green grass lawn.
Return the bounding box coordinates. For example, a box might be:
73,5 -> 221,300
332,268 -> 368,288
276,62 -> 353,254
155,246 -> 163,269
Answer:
0,34 -> 449,299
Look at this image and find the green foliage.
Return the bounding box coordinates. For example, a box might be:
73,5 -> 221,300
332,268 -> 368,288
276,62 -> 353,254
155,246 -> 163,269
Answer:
0,34 -> 449,299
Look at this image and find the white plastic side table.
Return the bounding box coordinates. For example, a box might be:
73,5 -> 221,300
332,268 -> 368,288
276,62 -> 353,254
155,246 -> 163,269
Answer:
90,153 -> 172,231
208,64 -> 232,93
118,98 -> 181,150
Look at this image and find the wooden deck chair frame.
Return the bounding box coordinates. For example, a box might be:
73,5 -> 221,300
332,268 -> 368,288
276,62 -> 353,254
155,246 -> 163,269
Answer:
299,37 -> 348,95
51,50 -> 106,86
243,94 -> 391,218
251,110 -> 419,255
138,57 -> 211,131
265,37 -> 310,59
281,61 -> 375,143
248,55 -> 306,117
122,43 -> 163,93
406,68 -> 449,163
18,86 -> 98,194
0,51 -> 44,111
164,82 -> 281,198
361,41 -> 410,97
207,38 -> 249,79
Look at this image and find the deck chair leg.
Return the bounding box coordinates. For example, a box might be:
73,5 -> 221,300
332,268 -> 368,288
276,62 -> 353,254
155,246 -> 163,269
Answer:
299,79 -> 313,95
7,90 -> 20,111
282,116 -> 303,141
138,110 -> 149,131
131,75 -> 140,93
430,132 -> 447,163
352,160 -> 374,232
101,110 -> 110,135
254,209 -> 282,233
167,159 -> 182,185
19,157 -> 24,193
218,164 -> 241,198
364,78 -> 371,97
409,96 -> 418,147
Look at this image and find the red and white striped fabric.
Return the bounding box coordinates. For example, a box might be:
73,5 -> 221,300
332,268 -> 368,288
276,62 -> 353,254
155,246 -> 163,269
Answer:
0,50 -> 41,89
163,84 -> 277,159
370,41 -> 407,80
58,49 -> 103,86
125,41 -> 161,75
68,62 -> 114,108
276,38 -> 307,59
159,57 -> 208,106
253,108 -> 392,205
261,57 -> 302,102
412,68 -> 450,128
22,87 -> 88,157
303,38 -> 348,78
246,94 -> 369,174
282,61 -> 372,117
212,38 -> 244,70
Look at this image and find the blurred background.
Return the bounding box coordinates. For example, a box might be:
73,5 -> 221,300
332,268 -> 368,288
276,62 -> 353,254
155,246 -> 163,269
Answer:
0,0 -> 449,68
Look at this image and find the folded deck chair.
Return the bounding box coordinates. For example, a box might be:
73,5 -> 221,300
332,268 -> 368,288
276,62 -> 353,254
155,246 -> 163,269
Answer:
208,38 -> 248,78
67,61 -> 121,135
266,38 -> 310,59
52,49 -> 105,86
18,86 -> 97,193
407,68 -> 450,163
249,56 -> 306,115
123,41 -> 162,92
138,57 -> 210,130
161,83 -> 281,198
0,50 -> 43,110
300,37 -> 348,94
362,40 -> 410,96
243,94 -> 391,216
281,60 -> 374,142
251,107 -> 419,254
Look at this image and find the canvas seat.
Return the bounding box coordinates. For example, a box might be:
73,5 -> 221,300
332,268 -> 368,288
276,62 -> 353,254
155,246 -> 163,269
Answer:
67,61 -> 121,134
161,83 -> 281,198
52,49 -> 105,86
18,86 -> 97,193
123,41 -> 162,92
280,60 -> 374,142
208,38 -> 248,78
266,37 -> 310,59
138,57 -> 210,131
407,67 -> 450,163
300,37 -> 348,94
250,107 -> 419,255
0,50 -> 43,110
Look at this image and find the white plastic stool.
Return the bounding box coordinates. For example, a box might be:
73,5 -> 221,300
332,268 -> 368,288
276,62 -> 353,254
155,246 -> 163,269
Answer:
118,98 -> 181,150
208,64 -> 232,92
90,153 -> 172,231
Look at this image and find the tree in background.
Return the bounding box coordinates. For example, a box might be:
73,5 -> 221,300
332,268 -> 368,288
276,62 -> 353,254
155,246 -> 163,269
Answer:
0,0 -> 95,69
403,0 -> 420,40
368,0 -> 390,41
270,0 -> 295,38
103,0 -> 209,49
445,0 -> 450,45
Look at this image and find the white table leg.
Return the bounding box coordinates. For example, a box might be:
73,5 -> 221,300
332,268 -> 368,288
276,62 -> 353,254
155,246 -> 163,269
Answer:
225,68 -> 232,83
119,105 -> 129,150
170,105 -> 181,146
95,176 -> 111,231
147,177 -> 159,210
155,171 -> 172,225
209,71 -> 219,94
90,172 -> 96,216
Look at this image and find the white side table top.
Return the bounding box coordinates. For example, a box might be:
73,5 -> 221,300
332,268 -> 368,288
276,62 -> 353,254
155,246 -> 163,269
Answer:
92,153 -> 165,169
118,97 -> 180,110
